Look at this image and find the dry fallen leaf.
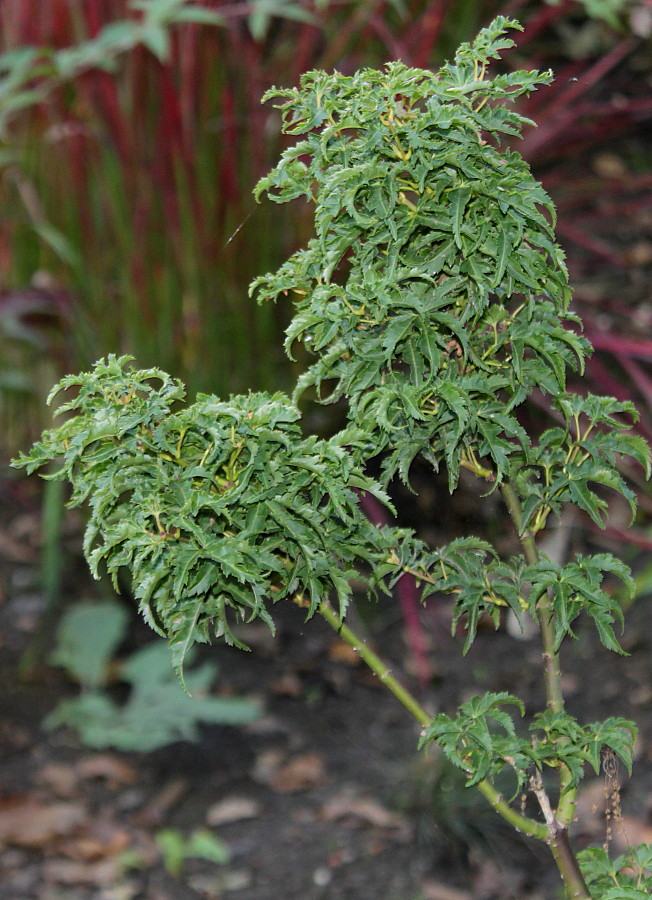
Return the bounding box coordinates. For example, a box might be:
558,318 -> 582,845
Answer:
58,819 -> 131,861
270,671 -> 303,697
206,796 -> 261,826
251,748 -> 286,786
97,883 -> 140,900
36,763 -> 79,798
43,857 -> 123,886
190,869 -> 253,895
132,777 -> 188,826
321,791 -> 409,831
420,881 -> 472,900
328,639 -> 362,666
77,754 -> 138,785
0,796 -> 86,849
270,753 -> 328,793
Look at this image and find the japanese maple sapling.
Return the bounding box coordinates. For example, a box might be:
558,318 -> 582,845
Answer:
16,18 -> 652,898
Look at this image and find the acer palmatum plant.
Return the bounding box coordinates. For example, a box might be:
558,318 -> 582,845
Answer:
15,19 -> 652,898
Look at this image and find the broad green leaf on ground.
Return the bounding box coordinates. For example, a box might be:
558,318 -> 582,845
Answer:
45,641 -> 259,752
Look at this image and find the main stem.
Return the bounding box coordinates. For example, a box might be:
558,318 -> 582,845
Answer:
500,482 -> 592,900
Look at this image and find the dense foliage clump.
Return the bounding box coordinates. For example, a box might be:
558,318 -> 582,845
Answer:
253,21 -> 582,488
20,355 -> 400,671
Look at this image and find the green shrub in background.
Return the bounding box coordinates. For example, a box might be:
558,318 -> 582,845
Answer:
14,18 -> 652,898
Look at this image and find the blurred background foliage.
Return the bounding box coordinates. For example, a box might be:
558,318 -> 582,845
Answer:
0,0 -> 651,464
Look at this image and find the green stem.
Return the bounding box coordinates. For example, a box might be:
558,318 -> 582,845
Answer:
499,481 -> 538,566
317,601 -> 430,727
500,483 -> 591,898
500,482 -> 564,713
501,483 -> 576,814
317,600 -> 548,842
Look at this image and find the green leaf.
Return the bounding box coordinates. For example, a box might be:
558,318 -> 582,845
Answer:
579,843 -> 652,897
566,476 -> 609,528
450,186 -> 471,250
247,0 -> 315,40
45,639 -> 259,752
156,827 -> 230,876
170,597 -> 204,685
49,601 -> 129,690
493,227 -> 511,288
168,7 -> 226,26
141,25 -> 170,60
585,718 -> 637,776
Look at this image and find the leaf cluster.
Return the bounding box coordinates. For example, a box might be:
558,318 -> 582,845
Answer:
403,535 -> 634,656
578,844 -> 652,899
524,553 -> 632,653
420,693 -> 637,797
412,537 -> 526,653
15,355 -> 399,672
419,692 -> 529,792
514,394 -> 650,535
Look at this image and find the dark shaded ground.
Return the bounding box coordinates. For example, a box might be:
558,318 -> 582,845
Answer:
0,475 -> 651,900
